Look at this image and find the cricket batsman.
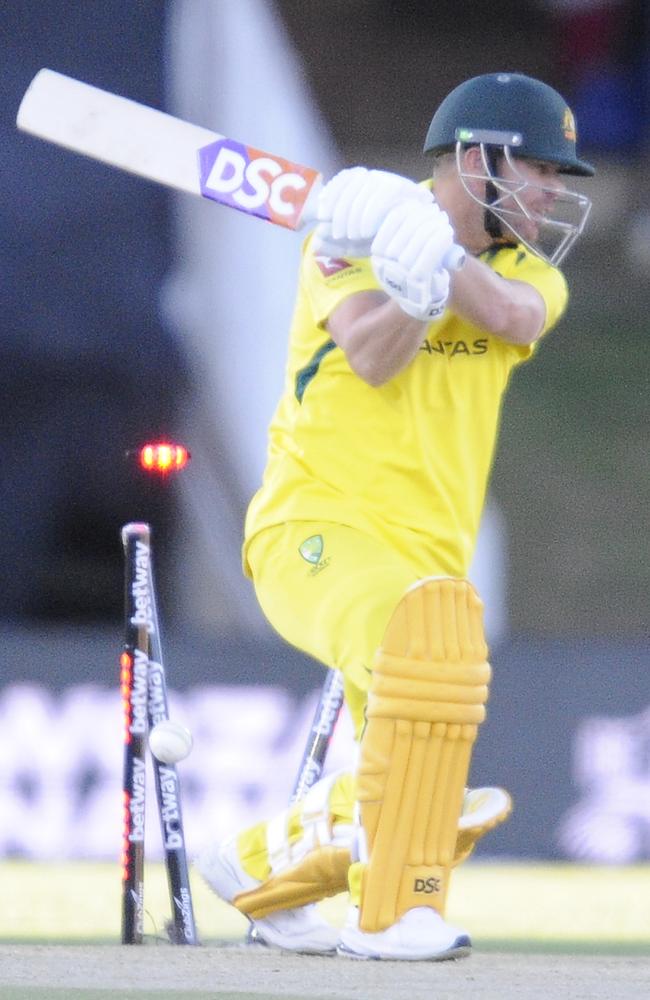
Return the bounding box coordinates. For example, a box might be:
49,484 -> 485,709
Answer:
197,72 -> 594,960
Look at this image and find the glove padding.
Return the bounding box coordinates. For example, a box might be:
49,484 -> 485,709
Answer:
312,166 -> 433,258
371,198 -> 455,321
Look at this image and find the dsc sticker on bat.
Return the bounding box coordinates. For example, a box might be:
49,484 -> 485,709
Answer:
198,138 -> 321,228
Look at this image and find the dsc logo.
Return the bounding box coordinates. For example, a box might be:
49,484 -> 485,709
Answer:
198,138 -> 319,228
413,876 -> 441,895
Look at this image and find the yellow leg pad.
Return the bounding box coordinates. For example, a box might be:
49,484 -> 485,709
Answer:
357,577 -> 490,932
233,845 -> 350,920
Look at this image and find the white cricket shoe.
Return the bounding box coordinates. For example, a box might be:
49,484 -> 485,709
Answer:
244,905 -> 339,954
337,906 -> 471,961
195,837 -> 339,955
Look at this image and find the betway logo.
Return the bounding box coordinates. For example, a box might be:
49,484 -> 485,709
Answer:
147,663 -> 167,727
157,765 -> 184,850
313,700 -> 339,737
128,758 -> 146,842
130,540 -> 154,634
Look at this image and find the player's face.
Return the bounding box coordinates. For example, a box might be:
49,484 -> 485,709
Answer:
497,157 -> 567,244
455,142 -> 591,264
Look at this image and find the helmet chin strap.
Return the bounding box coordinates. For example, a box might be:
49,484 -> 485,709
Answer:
483,146 -> 504,240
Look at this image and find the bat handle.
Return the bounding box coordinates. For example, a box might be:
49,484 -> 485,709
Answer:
444,244 -> 466,271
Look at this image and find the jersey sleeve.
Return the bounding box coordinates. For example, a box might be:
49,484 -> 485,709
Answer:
496,248 -> 568,332
299,233 -> 381,328
488,245 -> 569,360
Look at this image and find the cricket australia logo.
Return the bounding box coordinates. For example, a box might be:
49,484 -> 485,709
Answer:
563,107 -> 577,141
298,534 -> 331,576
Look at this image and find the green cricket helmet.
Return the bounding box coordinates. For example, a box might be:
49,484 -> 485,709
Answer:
424,72 -> 594,264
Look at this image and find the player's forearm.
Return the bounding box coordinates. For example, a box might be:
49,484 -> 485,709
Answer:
449,255 -> 546,345
327,295 -> 428,386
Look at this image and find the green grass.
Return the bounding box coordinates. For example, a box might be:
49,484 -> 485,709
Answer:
2,860 -> 649,953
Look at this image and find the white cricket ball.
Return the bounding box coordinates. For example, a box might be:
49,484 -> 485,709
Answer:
149,719 -> 193,764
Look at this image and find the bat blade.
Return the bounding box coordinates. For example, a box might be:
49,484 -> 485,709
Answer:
17,68 -> 322,230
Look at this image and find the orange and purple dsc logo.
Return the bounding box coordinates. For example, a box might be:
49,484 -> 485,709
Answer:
198,138 -> 320,229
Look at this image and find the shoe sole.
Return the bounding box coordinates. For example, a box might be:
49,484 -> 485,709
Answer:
247,934 -> 337,956
337,934 -> 472,962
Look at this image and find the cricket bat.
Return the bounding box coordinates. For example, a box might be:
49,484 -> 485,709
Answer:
16,68 -> 464,266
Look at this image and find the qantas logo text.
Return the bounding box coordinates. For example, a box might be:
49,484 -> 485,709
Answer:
420,337 -> 488,357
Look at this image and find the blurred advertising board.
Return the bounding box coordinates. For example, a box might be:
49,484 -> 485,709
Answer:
1,628 -> 647,862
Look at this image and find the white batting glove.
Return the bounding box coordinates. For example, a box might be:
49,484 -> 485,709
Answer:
312,166 -> 433,257
370,198 -> 455,321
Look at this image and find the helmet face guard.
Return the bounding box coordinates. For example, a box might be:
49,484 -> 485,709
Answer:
455,137 -> 592,266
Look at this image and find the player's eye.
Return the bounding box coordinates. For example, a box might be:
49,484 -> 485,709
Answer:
533,162 -> 557,178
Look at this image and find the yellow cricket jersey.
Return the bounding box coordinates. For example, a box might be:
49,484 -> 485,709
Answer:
243,235 -> 567,578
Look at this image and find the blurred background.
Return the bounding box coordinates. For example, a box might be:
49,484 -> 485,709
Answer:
1,0 -> 648,875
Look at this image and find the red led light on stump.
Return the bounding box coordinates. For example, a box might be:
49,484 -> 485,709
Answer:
138,442 -> 190,474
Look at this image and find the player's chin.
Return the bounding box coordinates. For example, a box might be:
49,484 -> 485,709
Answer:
509,216 -> 541,244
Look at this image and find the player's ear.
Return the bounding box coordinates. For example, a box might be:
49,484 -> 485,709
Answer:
458,146 -> 491,200
461,145 -> 485,175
